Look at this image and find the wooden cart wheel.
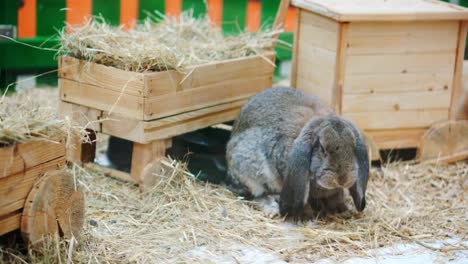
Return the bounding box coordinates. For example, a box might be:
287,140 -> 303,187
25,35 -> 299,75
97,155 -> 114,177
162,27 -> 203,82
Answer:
21,169 -> 85,246
417,120 -> 468,163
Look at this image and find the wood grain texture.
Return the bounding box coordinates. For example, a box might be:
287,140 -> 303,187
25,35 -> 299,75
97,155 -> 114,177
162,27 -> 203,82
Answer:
59,56 -> 147,97
103,100 -> 246,143
342,90 -> 451,112
0,157 -> 66,218
366,128 -> 427,149
290,8 -> 302,88
0,212 -> 21,236
21,169 -> 85,246
0,141 -> 66,178
417,120 -> 468,162
343,72 -> 453,94
60,78 -> 145,120
347,22 -> 458,55
292,0 -> 468,21
144,75 -> 272,120
295,11 -> 338,106
450,21 -> 468,120
344,109 -> 448,130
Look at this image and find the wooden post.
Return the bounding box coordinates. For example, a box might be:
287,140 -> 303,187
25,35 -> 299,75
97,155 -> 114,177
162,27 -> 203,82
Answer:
130,139 -> 171,191
67,129 -> 97,164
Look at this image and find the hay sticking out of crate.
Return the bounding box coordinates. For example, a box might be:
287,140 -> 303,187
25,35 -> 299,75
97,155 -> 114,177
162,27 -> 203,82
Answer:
0,88 -> 86,145
59,11 -> 283,73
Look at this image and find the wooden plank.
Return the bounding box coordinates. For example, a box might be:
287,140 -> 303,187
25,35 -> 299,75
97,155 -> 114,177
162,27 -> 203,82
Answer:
131,140 -> 167,189
59,79 -> 145,120
348,20 -> 459,37
345,52 -> 456,75
290,8 -> 302,88
0,212 -> 21,236
342,90 -> 451,113
144,75 -> 272,120
59,101 -> 102,131
332,22 -> 348,114
343,72 -> 453,94
299,12 -> 339,52
292,0 -> 468,22
344,109 -> 448,130
347,25 -> 458,55
143,107 -> 241,141
59,56 -> 147,97
0,157 -> 66,217
102,99 -> 247,143
367,128 -> 426,149
0,141 -> 66,178
180,53 -> 275,90
450,21 -> 468,120
301,9 -> 339,32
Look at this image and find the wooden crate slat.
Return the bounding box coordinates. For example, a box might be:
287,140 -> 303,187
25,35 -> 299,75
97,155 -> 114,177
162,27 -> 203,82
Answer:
59,56 -> 147,97
343,72 -> 453,94
342,90 -> 452,112
347,24 -> 458,55
345,52 -> 456,75
143,107 -> 241,141
367,128 -> 427,149
0,141 -> 66,178
60,79 -> 145,120
102,99 -> 246,143
299,12 -> 339,52
180,53 -> 275,90
348,20 -> 462,37
344,109 -> 449,130
0,157 -> 66,217
144,74 -> 272,120
0,212 -> 21,236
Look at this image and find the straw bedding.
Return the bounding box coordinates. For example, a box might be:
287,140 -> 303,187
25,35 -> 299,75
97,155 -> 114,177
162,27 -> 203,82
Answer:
0,88 -> 86,146
59,11 -> 283,73
1,153 -> 466,263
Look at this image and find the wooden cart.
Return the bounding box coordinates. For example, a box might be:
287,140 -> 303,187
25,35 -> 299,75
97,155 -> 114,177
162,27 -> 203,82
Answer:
290,0 -> 468,162
0,140 -> 85,246
59,53 -> 276,191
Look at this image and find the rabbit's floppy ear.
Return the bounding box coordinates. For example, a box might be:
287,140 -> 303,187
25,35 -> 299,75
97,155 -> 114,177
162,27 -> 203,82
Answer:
348,128 -> 369,212
279,120 -> 322,217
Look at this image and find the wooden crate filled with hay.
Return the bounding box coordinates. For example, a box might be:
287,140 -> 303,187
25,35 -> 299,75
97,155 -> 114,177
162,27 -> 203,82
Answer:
290,0 -> 468,162
0,89 -> 85,246
58,11 -> 288,190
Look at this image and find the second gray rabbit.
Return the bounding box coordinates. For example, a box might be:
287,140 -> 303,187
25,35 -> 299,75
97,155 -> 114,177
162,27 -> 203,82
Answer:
226,86 -> 369,217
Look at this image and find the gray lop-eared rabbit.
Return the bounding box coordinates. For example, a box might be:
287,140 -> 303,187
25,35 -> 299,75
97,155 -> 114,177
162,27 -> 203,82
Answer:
226,86 -> 369,217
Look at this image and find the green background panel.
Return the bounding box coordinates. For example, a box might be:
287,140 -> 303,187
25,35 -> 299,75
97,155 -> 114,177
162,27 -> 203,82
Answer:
222,0 -> 248,34
93,0 -> 121,25
139,0 -> 165,20
36,0 -> 66,36
182,0 -> 207,17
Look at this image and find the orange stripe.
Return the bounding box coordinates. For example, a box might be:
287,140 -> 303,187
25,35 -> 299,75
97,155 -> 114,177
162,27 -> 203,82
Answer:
165,0 -> 181,17
284,7 -> 296,32
120,0 -> 138,30
66,0 -> 92,31
207,0 -> 223,27
246,0 -> 260,32
18,0 -> 37,38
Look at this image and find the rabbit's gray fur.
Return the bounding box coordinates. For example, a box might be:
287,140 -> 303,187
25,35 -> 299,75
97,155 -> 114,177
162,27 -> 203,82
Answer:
226,86 -> 369,217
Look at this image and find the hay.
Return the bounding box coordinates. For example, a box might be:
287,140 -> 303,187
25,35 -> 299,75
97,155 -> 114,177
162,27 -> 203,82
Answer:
59,11 -> 285,73
4,158 -> 466,263
0,88 -> 87,146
